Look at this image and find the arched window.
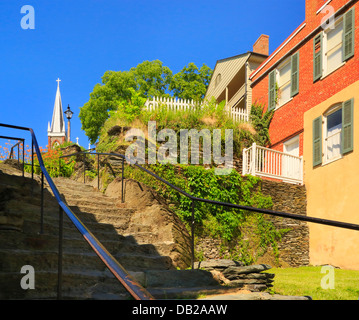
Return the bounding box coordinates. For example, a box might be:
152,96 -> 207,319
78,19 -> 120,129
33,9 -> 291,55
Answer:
313,99 -> 354,167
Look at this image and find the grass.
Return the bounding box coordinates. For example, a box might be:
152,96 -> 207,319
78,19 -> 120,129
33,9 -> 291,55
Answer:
266,266 -> 359,300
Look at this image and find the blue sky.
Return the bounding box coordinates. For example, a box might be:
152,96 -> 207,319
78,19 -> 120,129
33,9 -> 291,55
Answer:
0,0 -> 305,150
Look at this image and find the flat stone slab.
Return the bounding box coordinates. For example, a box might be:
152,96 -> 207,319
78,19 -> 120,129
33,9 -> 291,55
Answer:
194,259 -> 244,270
222,264 -> 272,277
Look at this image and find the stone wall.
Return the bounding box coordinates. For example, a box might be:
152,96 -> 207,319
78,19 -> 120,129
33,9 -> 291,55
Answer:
260,179 -> 309,267
196,178 -> 309,268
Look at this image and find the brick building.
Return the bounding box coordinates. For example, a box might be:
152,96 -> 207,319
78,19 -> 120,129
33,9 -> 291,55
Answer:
250,0 -> 359,269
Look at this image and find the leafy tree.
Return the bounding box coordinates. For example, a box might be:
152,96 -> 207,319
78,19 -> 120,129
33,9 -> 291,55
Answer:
169,63 -> 213,101
131,60 -> 172,97
79,60 -> 172,144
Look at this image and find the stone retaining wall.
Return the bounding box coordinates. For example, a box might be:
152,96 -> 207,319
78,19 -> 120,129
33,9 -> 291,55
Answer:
260,179 -> 309,267
196,178 -> 309,267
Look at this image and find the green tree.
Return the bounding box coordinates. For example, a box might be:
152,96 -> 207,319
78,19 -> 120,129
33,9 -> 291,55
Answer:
169,63 -> 213,101
79,60 -> 172,143
131,60 -> 172,97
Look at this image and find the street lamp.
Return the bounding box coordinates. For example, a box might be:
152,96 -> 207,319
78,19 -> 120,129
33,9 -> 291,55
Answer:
64,104 -> 74,142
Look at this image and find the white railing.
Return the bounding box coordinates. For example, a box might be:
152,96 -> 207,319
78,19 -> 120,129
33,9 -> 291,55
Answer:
144,96 -> 250,123
144,96 -> 199,112
242,143 -> 303,184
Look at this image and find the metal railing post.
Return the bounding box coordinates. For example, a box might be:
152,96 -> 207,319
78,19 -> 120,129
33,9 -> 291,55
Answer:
22,141 -> 25,178
97,153 -> 100,190
191,200 -> 195,270
83,155 -> 86,184
58,158 -> 61,177
40,171 -> 44,234
121,157 -> 124,203
31,139 -> 34,181
17,144 -> 20,166
58,206 -> 63,300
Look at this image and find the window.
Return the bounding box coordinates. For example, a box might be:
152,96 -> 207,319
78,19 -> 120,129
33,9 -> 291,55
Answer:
313,8 -> 355,81
312,99 -> 354,167
324,105 -> 342,162
268,52 -> 299,111
324,18 -> 344,76
277,59 -> 292,107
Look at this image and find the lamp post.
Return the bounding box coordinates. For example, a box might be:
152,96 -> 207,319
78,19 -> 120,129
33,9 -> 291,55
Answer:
64,105 -> 74,142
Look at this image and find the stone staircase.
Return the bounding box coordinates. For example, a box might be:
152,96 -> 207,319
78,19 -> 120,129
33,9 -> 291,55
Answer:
0,162 -> 238,300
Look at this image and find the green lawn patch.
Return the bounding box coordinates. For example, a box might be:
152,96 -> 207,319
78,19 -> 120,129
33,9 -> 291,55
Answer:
266,266 -> 359,300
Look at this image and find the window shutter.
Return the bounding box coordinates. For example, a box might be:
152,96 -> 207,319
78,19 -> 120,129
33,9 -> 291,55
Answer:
343,8 -> 355,61
342,98 -> 354,154
313,116 -> 322,167
291,52 -> 299,97
268,70 -> 276,111
313,33 -> 323,82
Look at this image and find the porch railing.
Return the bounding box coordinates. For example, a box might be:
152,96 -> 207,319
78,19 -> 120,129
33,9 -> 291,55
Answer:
243,143 -> 303,184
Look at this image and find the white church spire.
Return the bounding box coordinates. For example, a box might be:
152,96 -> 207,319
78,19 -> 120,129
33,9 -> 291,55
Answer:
48,78 -> 67,149
48,78 -> 66,135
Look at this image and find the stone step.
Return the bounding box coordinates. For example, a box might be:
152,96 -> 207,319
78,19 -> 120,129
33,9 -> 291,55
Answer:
0,269 -> 230,300
6,199 -> 134,230
0,230 -> 174,256
22,216 -> 124,241
61,197 -> 118,208
0,270 -> 132,300
0,248 -> 174,273
68,205 -> 131,216
121,231 -> 160,244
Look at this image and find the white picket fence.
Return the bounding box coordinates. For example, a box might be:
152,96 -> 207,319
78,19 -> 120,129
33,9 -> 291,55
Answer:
144,96 -> 249,122
230,107 -> 249,122
242,143 -> 303,184
144,96 -> 200,112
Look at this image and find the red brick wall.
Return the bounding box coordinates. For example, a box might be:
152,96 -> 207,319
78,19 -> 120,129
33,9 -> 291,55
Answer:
251,0 -> 359,156
253,34 -> 270,56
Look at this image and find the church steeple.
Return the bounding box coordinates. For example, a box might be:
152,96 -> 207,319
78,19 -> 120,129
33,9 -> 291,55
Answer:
48,78 -> 66,148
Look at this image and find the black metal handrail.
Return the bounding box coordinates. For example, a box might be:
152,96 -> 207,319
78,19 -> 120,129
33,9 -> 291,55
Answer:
0,123 -> 154,300
0,135 -> 25,177
60,149 -> 359,270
